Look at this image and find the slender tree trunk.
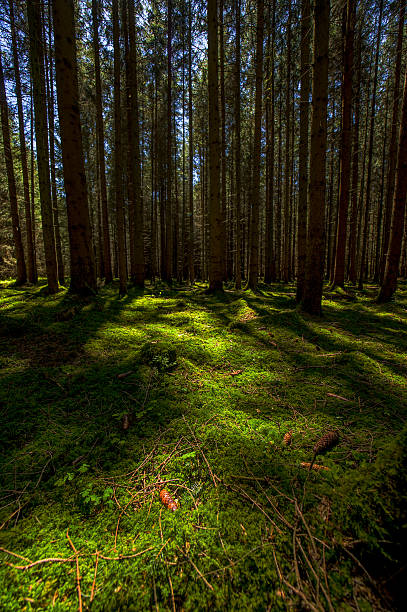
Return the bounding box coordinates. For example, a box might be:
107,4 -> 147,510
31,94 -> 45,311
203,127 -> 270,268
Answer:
282,2 -> 292,284
347,28 -> 361,284
164,0 -> 173,282
219,0 -> 227,280
264,0 -> 276,285
234,0 -> 242,289
0,46 -> 27,285
52,0 -> 96,295
92,0 -> 112,282
358,0 -> 383,289
112,0 -> 127,295
9,0 -> 36,283
188,1 -> 194,284
128,0 -> 144,287
27,0 -> 58,293
378,66 -> 407,302
247,0 -> 264,290
46,4 -> 65,285
207,0 -> 223,291
331,0 -> 355,288
380,0 -> 405,283
296,0 -> 311,301
301,0 -> 330,316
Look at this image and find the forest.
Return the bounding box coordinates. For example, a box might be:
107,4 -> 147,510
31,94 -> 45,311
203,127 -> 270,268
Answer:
0,0 -> 407,609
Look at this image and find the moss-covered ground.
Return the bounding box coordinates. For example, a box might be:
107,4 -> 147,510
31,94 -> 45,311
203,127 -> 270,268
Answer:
1,280 -> 406,611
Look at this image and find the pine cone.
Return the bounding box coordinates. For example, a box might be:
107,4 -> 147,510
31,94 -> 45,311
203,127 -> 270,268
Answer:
159,489 -> 178,512
283,431 -> 292,446
313,430 -> 339,456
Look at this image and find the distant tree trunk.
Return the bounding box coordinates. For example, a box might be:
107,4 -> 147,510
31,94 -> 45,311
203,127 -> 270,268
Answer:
380,0 -> 405,283
301,0 -> 330,316
46,4 -> 65,285
9,0 -> 36,283
27,0 -> 58,294
207,0 -> 223,292
246,0 -> 264,290
52,0 -> 96,295
164,0 -> 173,282
0,46 -> 27,285
219,0 -> 227,280
264,0 -> 276,285
282,2 -> 292,284
92,0 -> 112,282
128,0 -> 144,287
331,0 -> 355,288
347,29 -> 361,284
378,66 -> 407,303
188,0 -> 194,284
112,0 -> 127,295
296,0 -> 311,301
358,0 -> 383,289
234,0 -> 242,289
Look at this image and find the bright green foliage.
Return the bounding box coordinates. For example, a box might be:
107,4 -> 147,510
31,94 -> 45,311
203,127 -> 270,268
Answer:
0,281 -> 406,610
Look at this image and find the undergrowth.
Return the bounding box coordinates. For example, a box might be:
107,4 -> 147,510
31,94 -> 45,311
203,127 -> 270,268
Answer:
0,280 -> 406,611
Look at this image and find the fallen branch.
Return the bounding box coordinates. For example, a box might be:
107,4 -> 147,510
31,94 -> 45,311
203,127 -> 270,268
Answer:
66,530 -> 82,612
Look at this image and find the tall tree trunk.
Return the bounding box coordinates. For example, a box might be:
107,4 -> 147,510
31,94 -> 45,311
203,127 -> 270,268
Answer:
112,0 -> 127,295
0,46 -> 27,285
234,0 -> 242,289
378,66 -> 407,302
92,0 -> 112,282
9,0 -> 36,283
52,0 -> 96,295
347,28 -> 361,284
296,0 -> 311,301
219,0 -> 227,280
46,4 -> 65,285
164,0 -> 173,282
128,0 -> 144,287
27,0 -> 59,293
207,0 -> 223,291
358,0 -> 383,289
331,0 -> 355,288
188,0 -> 195,284
264,0 -> 276,285
301,0 -> 330,316
380,0 -> 405,283
247,0 -> 264,290
282,2 -> 292,284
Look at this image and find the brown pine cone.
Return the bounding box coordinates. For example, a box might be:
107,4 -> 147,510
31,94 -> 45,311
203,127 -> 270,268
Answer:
313,430 -> 339,456
283,431 -> 292,446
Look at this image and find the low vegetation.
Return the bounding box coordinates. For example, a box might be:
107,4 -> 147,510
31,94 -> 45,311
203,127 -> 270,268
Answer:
1,281 -> 406,610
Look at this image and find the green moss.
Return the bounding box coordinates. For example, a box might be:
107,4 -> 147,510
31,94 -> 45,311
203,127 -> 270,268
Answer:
0,280 -> 406,610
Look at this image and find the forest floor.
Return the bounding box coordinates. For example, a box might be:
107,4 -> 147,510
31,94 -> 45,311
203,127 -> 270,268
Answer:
0,280 -> 406,611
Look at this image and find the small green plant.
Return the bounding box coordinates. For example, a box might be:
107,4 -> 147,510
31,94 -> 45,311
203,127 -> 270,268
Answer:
79,484 -> 114,513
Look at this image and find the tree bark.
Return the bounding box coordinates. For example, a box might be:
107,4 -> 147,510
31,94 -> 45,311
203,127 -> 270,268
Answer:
246,0 -> 264,290
380,0 -> 405,283
52,0 -> 96,295
296,0 -> 311,301
27,0 -> 58,293
112,0 -> 127,295
378,66 -> 407,302
331,0 -> 355,288
128,0 -> 144,287
0,46 -> 27,285
92,0 -> 112,282
188,0 -> 195,284
9,0 -> 36,283
207,0 -> 223,292
358,0 -> 383,289
234,0 -> 242,289
301,0 -> 330,316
